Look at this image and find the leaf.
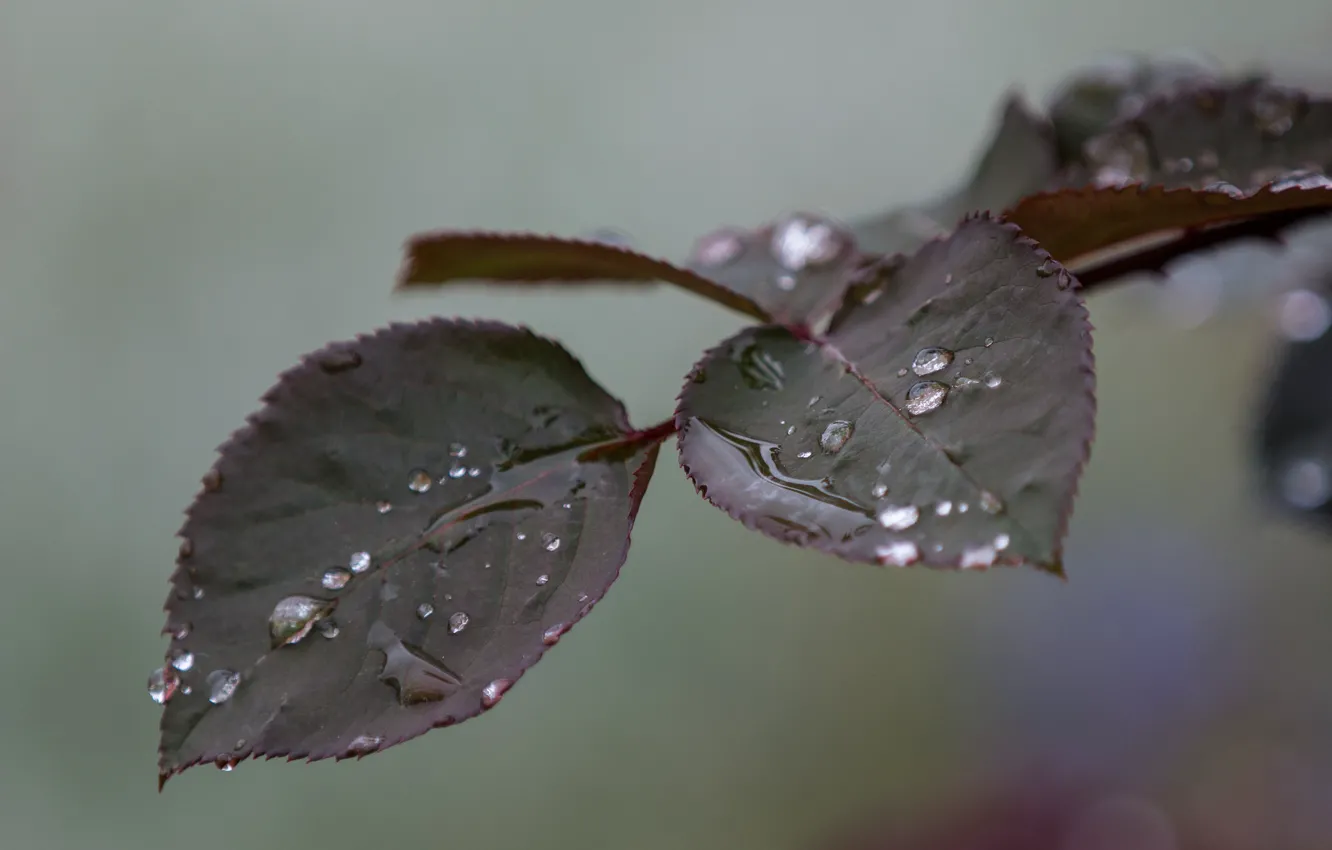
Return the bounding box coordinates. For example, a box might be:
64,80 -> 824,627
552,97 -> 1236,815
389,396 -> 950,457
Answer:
1008,79 -> 1332,272
675,216 -> 1094,572
398,231 -> 768,320
852,94 -> 1059,256
684,213 -> 868,327
157,319 -> 667,785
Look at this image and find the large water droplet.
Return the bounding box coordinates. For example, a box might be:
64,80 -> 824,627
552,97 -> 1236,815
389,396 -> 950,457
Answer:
349,551 -> 371,573
170,649 -> 195,672
269,596 -> 335,648
911,347 -> 954,376
984,337 -> 995,347
905,381 -> 949,416
416,603 -> 434,620
877,504 -> 919,531
1084,128 -> 1150,187
770,214 -> 847,271
959,544 -> 997,569
733,343 -> 785,391
207,669 -> 241,704
448,612 -> 470,634
481,679 -> 512,708
692,228 -> 746,268
876,540 -> 919,567
819,420 -> 854,454
541,532 -> 561,552
1251,85 -> 1303,137
148,666 -> 179,704
407,469 -> 432,493
322,568 -> 351,590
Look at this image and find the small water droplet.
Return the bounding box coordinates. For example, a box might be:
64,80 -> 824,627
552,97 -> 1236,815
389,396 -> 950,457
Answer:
269,595 -> 334,648
536,574 -> 549,586
148,666 -> 179,704
448,612 -> 470,634
349,551 -> 371,573
984,337 -> 995,347
446,464 -> 467,480
541,532 -> 561,552
318,348 -> 362,374
577,593 -> 589,603
819,420 -> 854,454
192,586 -> 205,600
796,450 -> 813,459
960,544 -> 997,569
219,762 -> 235,772
515,531 -> 527,541
170,623 -> 191,640
979,491 -> 1005,514
896,367 -> 908,377
774,274 -> 797,291
871,482 -> 889,499
876,540 -> 919,567
935,500 -> 953,517
322,568 -> 351,590
1251,86 -> 1303,137
376,500 -> 392,514
207,669 -> 241,704
994,533 -> 1011,551
468,467 -> 482,478
770,214 -> 847,271
1280,456 -> 1331,509
1084,128 -> 1150,186
786,425 -> 796,436
984,372 -> 1002,389
807,396 -> 821,407
1204,180 -> 1245,199
957,502 -> 970,513
407,469 -> 432,492
877,504 -> 919,531
348,734 -> 383,753
964,357 -> 974,366
181,685 -> 192,695
170,649 -> 195,672
317,619 -> 340,639
409,603 -> 431,621
733,343 -> 786,391
449,442 -> 468,458
911,347 -> 954,376
481,678 -> 512,708
905,381 -> 949,416
693,228 -> 746,268
542,623 -> 565,645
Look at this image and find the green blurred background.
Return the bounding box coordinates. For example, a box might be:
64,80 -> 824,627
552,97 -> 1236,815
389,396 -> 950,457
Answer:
2,2 -> 1331,848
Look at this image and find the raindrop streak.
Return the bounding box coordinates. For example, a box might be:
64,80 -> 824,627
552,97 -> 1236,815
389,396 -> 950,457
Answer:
905,382 -> 949,416
911,347 -> 953,376
693,229 -> 745,268
733,343 -> 785,391
207,669 -> 241,705
541,533 -> 561,552
269,596 -> 335,648
170,650 -> 195,672
407,469 -> 432,493
369,622 -> 461,706
820,420 -> 854,454
876,540 -> 920,567
148,667 -> 179,704
878,504 -> 919,531
449,612 -> 470,634
771,215 -> 846,271
349,551 -> 371,574
960,545 -> 997,569
416,603 -> 434,620
481,679 -> 512,708
322,568 -> 351,590
376,500 -> 392,514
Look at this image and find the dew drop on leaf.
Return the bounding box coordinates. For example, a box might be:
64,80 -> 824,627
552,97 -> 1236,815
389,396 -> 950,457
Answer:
207,669 -> 241,705
905,381 -> 949,416
1280,456 -> 1331,509
775,274 -> 797,291
481,679 -> 512,708
541,532 -> 561,552
877,504 -> 920,531
348,734 -> 383,753
448,442 -> 468,459
416,603 -> 434,620
911,347 -> 954,376
819,420 -> 854,454
692,228 -> 745,268
536,574 -> 549,586
448,612 -> 470,634
317,619 -> 340,639
935,500 -> 953,517
979,491 -> 1005,514
770,214 -> 847,271
170,649 -> 194,672
376,501 -> 392,514
994,533 -> 1011,551
871,482 -> 889,499
984,372 -> 1003,389
876,540 -> 920,567
796,450 -> 813,459
148,666 -> 179,705
733,343 -> 785,391
322,568 -> 351,590
349,551 -> 371,574
960,544 -> 997,569
269,595 -> 334,648
542,624 -> 566,645
407,469 -> 432,493
1250,85 -> 1302,137
1084,128 -> 1150,186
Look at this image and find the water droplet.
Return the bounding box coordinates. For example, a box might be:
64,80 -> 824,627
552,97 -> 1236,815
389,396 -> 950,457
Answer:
542,623 -> 566,645
774,274 -> 797,291
148,666 -> 179,704
317,619 -> 340,639
322,568 -> 351,590
983,373 -> 1002,389
994,533 -> 1011,551
416,603 -> 434,620
170,649 -> 195,672
959,544 -> 997,569
770,214 -> 847,271
876,540 -> 919,567
207,669 -> 241,704
349,551 -> 371,573
269,595 -> 335,648
871,482 -> 889,499
440,464 -> 465,480
935,500 -> 953,517
219,762 -> 235,772
536,574 -> 549,586
1251,86 -> 1303,137
370,622 -> 461,705
692,228 -> 746,268
449,442 -> 468,458
192,587 -> 205,600
796,450 -> 813,459
1204,180 -> 1245,199
1280,456 -> 1330,509
1084,128 -> 1150,186
896,367 -> 909,377
577,593 -> 589,603
376,500 -> 392,514
911,347 -> 954,377
877,504 -> 919,531
468,467 -> 482,478
170,622 -> 191,640
482,679 -> 512,708
733,343 -> 785,391
807,396 -> 821,407
905,381 -> 949,416
448,612 -> 470,634
318,348 -> 362,374
819,420 -> 854,454
181,685 -> 192,695
979,491 -> 1005,514
984,337 -> 995,347
541,532 -> 561,552
348,734 -> 383,753
515,531 -> 527,541
1268,170 -> 1332,191
786,425 -> 796,436
957,502 -> 970,513
407,470 -> 433,493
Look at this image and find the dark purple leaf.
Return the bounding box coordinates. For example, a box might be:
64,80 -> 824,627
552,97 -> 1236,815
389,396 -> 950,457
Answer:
156,319 -> 666,786
675,216 -> 1093,573
398,231 -> 767,320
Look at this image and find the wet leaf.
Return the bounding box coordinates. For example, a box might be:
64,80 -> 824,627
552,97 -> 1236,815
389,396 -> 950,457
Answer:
158,319 -> 666,785
676,216 -> 1094,572
1009,79 -> 1332,273
853,94 -> 1059,256
398,231 -> 767,320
